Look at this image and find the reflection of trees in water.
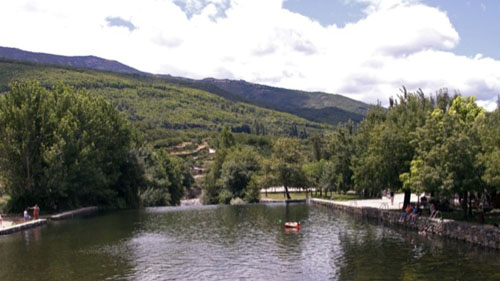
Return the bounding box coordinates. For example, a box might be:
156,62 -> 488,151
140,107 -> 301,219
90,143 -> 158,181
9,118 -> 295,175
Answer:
0,211 -> 142,281
335,214 -> 500,281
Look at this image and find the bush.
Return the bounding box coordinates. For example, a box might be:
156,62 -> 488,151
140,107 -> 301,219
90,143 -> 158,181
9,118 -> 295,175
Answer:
218,189 -> 233,204
230,197 -> 245,205
139,188 -> 171,207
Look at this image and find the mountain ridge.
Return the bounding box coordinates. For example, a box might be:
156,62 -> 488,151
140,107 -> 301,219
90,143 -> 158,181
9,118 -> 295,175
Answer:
0,46 -> 370,124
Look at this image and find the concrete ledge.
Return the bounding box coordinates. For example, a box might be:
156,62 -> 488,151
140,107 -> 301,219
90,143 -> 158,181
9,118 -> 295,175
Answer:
50,206 -> 98,220
260,198 -> 307,204
0,219 -> 47,235
311,198 -> 500,250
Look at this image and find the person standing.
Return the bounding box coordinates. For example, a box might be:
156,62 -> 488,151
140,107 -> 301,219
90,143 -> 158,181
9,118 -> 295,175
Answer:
30,204 -> 40,220
390,191 -> 395,205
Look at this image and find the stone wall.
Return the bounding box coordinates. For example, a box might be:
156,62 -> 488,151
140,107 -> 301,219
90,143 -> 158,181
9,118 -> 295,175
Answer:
310,198 -> 500,250
50,206 -> 98,220
0,219 -> 47,235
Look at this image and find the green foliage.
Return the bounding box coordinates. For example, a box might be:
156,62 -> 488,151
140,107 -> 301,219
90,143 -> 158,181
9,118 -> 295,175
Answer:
479,109 -> 500,191
218,189 -> 233,204
244,175 -> 261,203
408,97 -> 484,197
140,187 -> 171,207
0,81 -> 137,211
270,138 -> 307,199
139,149 -> 191,207
0,59 -> 331,146
220,146 -> 260,198
217,125 -> 236,149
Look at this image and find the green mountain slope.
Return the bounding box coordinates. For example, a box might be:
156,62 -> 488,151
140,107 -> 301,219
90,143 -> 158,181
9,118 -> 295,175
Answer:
199,78 -> 370,124
0,46 -> 143,75
0,46 -> 369,125
0,59 -> 331,145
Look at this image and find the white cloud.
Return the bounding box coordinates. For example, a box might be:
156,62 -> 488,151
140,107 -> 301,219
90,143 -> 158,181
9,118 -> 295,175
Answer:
0,0 -> 499,109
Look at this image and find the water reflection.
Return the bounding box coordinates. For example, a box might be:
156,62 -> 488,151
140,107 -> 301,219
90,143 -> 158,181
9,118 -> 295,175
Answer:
1,204 -> 500,281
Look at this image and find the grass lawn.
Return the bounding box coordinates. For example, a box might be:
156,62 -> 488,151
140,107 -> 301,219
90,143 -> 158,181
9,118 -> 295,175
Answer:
261,192 -> 308,200
312,193 -> 361,201
260,192 -> 361,201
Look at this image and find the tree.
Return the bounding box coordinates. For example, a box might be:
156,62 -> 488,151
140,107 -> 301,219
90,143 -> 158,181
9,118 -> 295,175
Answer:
302,159 -> 325,194
270,138 -> 306,199
325,121 -> 356,194
406,97 -> 484,216
220,146 -> 260,199
0,81 -> 138,211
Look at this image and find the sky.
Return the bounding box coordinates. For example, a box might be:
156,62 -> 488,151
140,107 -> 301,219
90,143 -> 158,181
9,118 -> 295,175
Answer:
1,0 -> 499,109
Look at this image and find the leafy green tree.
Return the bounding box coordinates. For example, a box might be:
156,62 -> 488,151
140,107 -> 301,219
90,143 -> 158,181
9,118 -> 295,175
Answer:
303,160 -> 325,190
217,125 -> 235,149
325,121 -> 356,193
220,146 -> 260,199
202,126 -> 236,204
309,133 -> 323,161
478,109 -> 500,192
270,138 -> 306,199
407,97 -> 484,216
0,81 -> 137,211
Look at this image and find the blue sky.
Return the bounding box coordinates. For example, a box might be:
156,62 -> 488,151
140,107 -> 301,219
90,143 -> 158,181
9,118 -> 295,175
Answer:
0,0 -> 499,109
285,0 -> 500,59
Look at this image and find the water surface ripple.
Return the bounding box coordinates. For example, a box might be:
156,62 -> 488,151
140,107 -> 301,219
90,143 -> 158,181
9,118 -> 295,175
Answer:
1,203 -> 500,280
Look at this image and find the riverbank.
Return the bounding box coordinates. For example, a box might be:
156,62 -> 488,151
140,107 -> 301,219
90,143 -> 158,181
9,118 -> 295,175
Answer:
0,206 -> 98,235
311,198 -> 500,250
0,219 -> 47,235
260,198 -> 307,204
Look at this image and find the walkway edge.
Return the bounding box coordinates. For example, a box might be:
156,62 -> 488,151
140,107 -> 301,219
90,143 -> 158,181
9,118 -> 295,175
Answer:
50,206 -> 98,220
0,219 -> 47,235
310,198 -> 500,250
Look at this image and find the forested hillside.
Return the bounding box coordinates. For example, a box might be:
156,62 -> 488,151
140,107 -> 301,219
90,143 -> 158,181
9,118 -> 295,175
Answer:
0,59 -> 331,146
199,78 -> 370,124
0,46 -> 370,125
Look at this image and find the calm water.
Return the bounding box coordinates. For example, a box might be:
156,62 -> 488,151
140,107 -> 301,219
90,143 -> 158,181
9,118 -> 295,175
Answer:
1,203 -> 499,281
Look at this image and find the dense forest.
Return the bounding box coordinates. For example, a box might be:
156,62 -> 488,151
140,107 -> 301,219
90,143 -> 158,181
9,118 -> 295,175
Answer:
203,88 -> 500,219
0,59 -> 331,146
1,58 -> 499,219
0,82 -> 193,212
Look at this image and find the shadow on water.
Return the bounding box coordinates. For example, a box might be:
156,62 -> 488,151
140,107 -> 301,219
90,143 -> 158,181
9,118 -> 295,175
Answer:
1,204 -> 500,281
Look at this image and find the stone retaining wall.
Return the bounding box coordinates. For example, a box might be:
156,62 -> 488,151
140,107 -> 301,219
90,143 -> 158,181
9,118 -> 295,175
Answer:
50,206 -> 98,220
260,198 -> 307,204
0,219 -> 47,235
311,198 -> 500,250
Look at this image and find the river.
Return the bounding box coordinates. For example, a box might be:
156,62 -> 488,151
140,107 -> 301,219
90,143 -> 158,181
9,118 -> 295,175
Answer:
0,203 -> 499,280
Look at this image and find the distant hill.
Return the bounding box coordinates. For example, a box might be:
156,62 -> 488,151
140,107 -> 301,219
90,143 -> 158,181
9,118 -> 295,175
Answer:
0,46 -> 370,124
0,46 -> 143,75
199,78 -> 370,124
0,58 -> 330,146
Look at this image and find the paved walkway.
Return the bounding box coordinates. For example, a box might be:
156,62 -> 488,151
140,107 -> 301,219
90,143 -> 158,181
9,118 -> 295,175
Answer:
332,193 -> 420,210
0,219 -> 47,235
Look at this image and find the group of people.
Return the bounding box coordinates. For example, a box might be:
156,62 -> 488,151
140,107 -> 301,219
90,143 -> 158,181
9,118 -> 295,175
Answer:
23,204 -> 40,221
399,203 -> 420,223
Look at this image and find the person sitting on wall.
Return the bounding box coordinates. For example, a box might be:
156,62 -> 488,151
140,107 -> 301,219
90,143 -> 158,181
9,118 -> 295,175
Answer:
409,204 -> 419,223
399,204 -> 413,222
23,209 -> 31,220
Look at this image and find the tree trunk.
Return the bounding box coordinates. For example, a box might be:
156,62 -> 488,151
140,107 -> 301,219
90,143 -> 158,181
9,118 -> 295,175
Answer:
403,189 -> 411,210
462,192 -> 468,218
284,185 -> 291,200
